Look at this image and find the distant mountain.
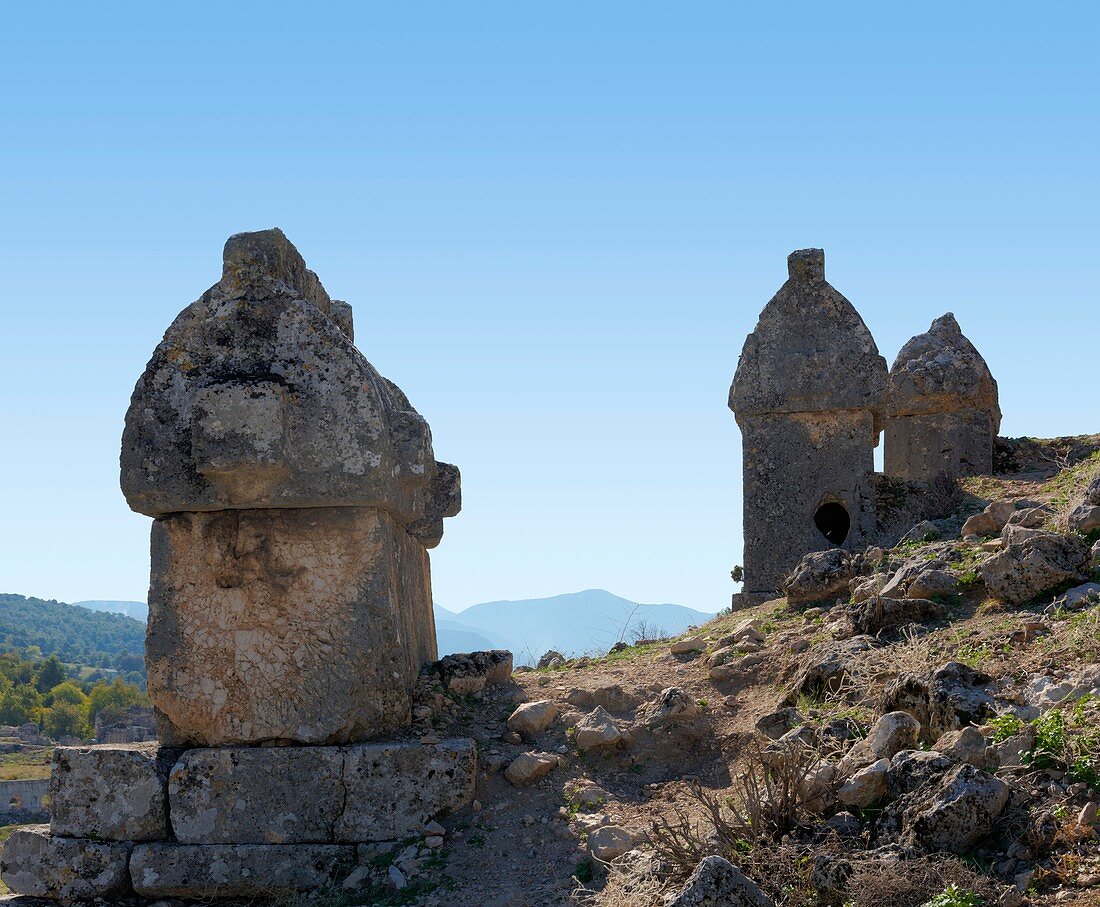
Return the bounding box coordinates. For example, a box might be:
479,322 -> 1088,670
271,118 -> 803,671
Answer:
0,594 -> 146,668
74,600 -> 148,622
433,605 -> 511,656
438,590 -> 714,664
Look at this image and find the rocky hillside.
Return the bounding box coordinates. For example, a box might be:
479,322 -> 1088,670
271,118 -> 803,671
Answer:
355,437 -> 1099,907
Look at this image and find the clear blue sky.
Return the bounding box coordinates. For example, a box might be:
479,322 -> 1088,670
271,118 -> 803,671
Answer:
1,3 -> 1096,613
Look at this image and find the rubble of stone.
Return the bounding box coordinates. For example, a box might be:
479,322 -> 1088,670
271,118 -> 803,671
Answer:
886,313 -> 1002,483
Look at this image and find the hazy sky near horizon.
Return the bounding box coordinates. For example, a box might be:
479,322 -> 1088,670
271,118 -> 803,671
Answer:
1,3 -> 1097,613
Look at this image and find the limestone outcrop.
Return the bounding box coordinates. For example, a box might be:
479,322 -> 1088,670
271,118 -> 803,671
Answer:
886,313 -> 1001,482
730,249 -> 887,595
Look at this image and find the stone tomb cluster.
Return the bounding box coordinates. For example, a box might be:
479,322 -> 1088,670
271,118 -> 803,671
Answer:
1,230 -> 485,899
730,249 -> 1001,597
0,236 -> 1002,898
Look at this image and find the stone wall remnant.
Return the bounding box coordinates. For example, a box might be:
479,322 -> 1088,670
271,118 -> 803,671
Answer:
886,313 -> 1000,482
729,249 -> 888,596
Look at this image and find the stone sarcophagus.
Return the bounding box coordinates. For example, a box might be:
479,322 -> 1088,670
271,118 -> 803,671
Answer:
1,230 -> 487,901
120,228 -> 459,746
729,249 -> 888,597
885,313 -> 1001,483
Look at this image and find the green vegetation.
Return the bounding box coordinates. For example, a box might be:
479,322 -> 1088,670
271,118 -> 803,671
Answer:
0,650 -> 147,740
921,885 -> 983,907
0,749 -> 52,780
0,594 -> 145,680
987,714 -> 1023,743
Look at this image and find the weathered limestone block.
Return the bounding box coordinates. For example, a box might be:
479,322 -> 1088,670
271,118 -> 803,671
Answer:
886,314 -> 1001,482
130,843 -> 357,898
337,739 -> 477,842
170,745 -> 346,844
730,249 -> 887,594
50,743 -> 176,841
147,506 -> 435,745
169,740 -> 476,844
0,826 -> 132,900
121,228 -> 459,543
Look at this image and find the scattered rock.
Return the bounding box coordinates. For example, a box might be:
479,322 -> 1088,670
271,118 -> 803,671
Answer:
587,825 -> 638,862
504,752 -> 558,786
640,688 -> 699,728
755,707 -> 805,740
880,662 -> 994,743
838,711 -> 920,777
790,636 -> 877,699
931,726 -> 988,767
671,636 -> 707,655
435,650 -> 514,695
666,855 -> 775,907
720,619 -> 766,646
567,784 -> 610,812
506,700 -> 559,739
906,569 -> 959,600
980,529 -> 1090,605
573,706 -> 624,751
1007,507 -> 1048,529
1050,582 -> 1100,612
537,651 -> 566,670
784,550 -> 857,605
838,758 -> 889,808
833,596 -> 945,637
961,501 -> 1016,538
564,685 -> 639,714
899,520 -> 941,544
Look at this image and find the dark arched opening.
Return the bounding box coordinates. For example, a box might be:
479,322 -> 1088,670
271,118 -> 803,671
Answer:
814,501 -> 850,546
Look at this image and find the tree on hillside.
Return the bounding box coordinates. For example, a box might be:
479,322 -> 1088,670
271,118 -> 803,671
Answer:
0,685 -> 40,725
35,655 -> 67,693
85,677 -> 147,727
47,681 -> 88,709
43,701 -> 87,739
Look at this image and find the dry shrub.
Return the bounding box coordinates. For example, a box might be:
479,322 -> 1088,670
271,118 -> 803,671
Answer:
572,853 -> 669,907
845,855 -> 1004,907
648,736 -> 823,888
876,473 -> 964,546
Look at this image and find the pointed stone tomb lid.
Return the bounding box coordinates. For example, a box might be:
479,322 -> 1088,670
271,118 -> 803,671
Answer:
120,228 -> 460,544
888,313 -> 1001,427
729,249 -> 888,426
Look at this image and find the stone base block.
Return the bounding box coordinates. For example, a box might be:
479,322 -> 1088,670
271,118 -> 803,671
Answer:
0,826 -> 132,900
130,843 -> 357,897
170,739 -> 476,843
147,506 -> 437,746
50,743 -> 176,841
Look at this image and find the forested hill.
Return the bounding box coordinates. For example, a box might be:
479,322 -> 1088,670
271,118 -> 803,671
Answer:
0,594 -> 145,669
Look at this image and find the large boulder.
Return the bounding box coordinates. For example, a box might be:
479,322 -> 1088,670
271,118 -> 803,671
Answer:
666,855 -> 775,907
784,550 -> 857,604
980,529 -> 1090,605
879,662 -> 993,743
831,596 -> 945,637
909,764 -> 1009,853
789,636 -> 877,699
